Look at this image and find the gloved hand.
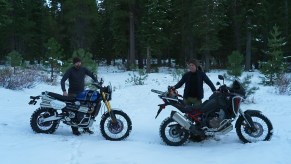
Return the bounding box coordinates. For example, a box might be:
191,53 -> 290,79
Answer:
63,91 -> 68,96
168,86 -> 175,91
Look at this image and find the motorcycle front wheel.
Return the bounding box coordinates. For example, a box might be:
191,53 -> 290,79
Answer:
160,117 -> 190,146
236,112 -> 273,143
100,110 -> 132,141
30,108 -> 59,134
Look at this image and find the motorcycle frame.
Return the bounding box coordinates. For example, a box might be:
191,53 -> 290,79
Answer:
29,86 -> 117,125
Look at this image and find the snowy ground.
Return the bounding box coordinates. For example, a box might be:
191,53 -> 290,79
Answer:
0,66 -> 290,164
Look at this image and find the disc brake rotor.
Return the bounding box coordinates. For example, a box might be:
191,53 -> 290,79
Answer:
168,125 -> 182,138
244,122 -> 263,138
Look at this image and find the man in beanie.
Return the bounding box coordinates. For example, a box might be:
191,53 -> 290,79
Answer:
172,59 -> 216,105
61,57 -> 97,136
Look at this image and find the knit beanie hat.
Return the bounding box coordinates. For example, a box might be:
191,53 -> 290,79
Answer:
188,59 -> 199,67
73,57 -> 81,64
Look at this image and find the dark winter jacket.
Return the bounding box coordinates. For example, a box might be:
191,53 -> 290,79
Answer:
174,70 -> 216,100
61,66 -> 97,94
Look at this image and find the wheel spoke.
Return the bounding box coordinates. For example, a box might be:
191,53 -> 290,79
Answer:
160,117 -> 189,146
240,117 -> 268,142
104,114 -> 128,139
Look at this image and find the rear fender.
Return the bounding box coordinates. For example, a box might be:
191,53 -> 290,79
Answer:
155,104 -> 166,119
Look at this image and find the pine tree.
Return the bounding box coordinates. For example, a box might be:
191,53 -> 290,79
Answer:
260,25 -> 286,85
227,51 -> 244,78
44,37 -> 64,82
0,0 -> 11,27
60,0 -> 99,55
191,0 -> 227,71
61,49 -> 97,77
6,50 -> 23,73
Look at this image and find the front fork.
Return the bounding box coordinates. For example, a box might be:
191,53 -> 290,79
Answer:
102,92 -> 117,123
239,109 -> 258,131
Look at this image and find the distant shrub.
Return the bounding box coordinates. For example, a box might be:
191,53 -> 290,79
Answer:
274,74 -> 291,95
171,68 -> 185,82
241,74 -> 259,97
0,67 -> 46,90
125,69 -> 148,85
223,73 -> 259,99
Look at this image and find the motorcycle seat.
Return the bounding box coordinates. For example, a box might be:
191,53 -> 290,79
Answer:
180,105 -> 201,113
46,92 -> 75,102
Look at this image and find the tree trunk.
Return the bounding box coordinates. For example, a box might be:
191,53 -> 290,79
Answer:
128,11 -> 135,70
233,0 -> 241,52
137,48 -> 143,69
51,64 -> 54,82
245,17 -> 252,71
284,0 -> 289,40
146,47 -> 151,73
106,58 -> 111,66
204,52 -> 210,72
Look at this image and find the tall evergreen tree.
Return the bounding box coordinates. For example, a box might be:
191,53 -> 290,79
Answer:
44,37 -> 63,82
60,0 -> 99,57
138,0 -> 175,66
191,0 -> 227,71
6,50 -> 23,73
260,25 -> 286,85
227,51 -> 244,77
0,0 -> 12,60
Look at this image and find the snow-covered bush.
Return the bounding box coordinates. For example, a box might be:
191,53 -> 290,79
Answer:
125,69 -> 148,85
0,67 -> 46,90
274,74 -> 291,95
170,68 -> 185,82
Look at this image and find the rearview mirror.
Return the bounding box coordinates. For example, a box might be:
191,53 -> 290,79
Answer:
218,75 -> 224,80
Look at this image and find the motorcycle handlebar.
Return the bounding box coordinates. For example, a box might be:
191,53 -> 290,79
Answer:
92,82 -> 102,89
151,89 -> 164,95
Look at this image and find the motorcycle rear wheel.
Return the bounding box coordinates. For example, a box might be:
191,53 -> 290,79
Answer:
100,110 -> 132,141
30,108 -> 59,134
236,112 -> 273,143
160,117 -> 190,146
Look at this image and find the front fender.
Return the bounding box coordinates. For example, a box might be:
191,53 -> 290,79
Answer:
244,109 -> 261,115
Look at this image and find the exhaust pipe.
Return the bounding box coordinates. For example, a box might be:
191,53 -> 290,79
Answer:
217,124 -> 233,135
170,111 -> 191,130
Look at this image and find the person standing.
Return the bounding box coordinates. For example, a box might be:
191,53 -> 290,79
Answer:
61,57 -> 97,136
173,59 -> 216,106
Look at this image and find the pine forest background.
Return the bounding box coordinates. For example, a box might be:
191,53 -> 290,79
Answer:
0,0 -> 291,72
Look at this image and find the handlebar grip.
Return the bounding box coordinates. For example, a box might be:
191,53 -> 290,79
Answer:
151,89 -> 164,94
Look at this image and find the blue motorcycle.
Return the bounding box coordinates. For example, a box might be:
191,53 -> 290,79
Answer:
29,79 -> 132,141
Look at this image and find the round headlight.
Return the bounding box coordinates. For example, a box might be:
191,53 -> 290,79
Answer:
106,84 -> 112,100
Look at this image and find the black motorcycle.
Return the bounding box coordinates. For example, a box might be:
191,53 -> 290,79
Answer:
29,79 -> 132,141
151,75 -> 273,146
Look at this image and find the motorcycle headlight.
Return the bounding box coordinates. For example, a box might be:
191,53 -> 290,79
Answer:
105,85 -> 112,101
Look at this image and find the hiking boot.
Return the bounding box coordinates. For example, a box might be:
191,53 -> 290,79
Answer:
83,128 -> 94,134
72,130 -> 81,136
72,126 -> 81,136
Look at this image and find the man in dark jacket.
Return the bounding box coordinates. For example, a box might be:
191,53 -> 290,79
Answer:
173,59 -> 216,106
61,57 -> 97,136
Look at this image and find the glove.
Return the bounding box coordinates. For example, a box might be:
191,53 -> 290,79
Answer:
168,86 -> 175,91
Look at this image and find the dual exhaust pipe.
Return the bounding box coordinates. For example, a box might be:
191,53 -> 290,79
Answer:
171,111 -> 233,136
